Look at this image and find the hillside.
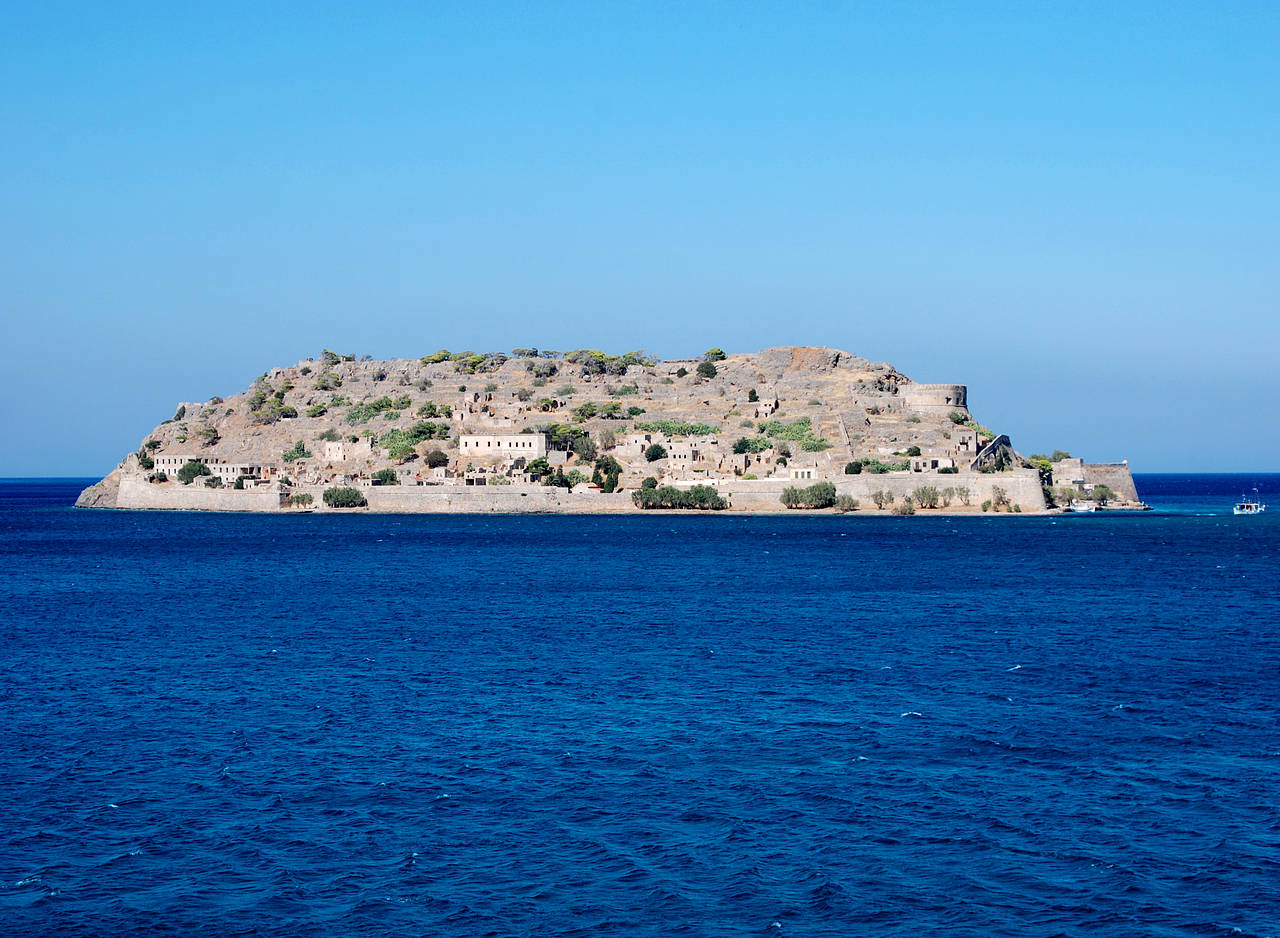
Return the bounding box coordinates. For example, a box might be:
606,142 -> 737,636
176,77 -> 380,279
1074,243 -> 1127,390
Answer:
76,346 -> 1140,513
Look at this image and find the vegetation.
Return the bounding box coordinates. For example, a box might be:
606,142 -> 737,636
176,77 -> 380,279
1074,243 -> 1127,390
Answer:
870,490 -> 895,510
675,367 -> 688,378
634,420 -> 717,437
177,460 -> 211,485
415,402 -> 453,418
835,495 -> 859,513
347,395 -> 412,423
281,440 -> 311,463
380,422 -> 450,458
306,404 -> 328,418
911,485 -> 941,509
372,468 -> 399,485
633,484 -> 727,510
732,437 -> 772,454
781,482 -> 837,509
592,455 -> 622,492
949,410 -> 967,424
851,457 -> 910,474
748,388 -> 759,402
644,443 -> 668,462
426,449 -> 449,468
323,486 -> 367,508
703,348 -> 727,361
844,461 -> 861,474
285,493 -> 314,508
759,416 -> 829,451
696,361 -> 718,379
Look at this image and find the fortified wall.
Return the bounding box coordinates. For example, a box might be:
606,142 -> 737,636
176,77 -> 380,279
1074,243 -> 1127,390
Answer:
721,469 -> 1046,512
116,477 -> 284,512
1082,463 -> 1140,503
899,383 -> 967,414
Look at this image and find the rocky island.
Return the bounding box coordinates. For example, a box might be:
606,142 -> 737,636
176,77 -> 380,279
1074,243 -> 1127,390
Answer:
76,346 -> 1141,514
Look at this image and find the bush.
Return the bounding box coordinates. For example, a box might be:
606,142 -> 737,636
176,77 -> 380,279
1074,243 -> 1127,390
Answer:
733,437 -> 772,454
204,476 -> 222,488
696,361 -> 718,379
177,460 -> 211,485
285,493 -> 314,507
870,490 -> 895,510
703,348 -> 727,361
426,449 -> 449,468
323,486 -> 367,508
893,498 -> 916,516
780,482 -> 837,509
748,388 -> 759,402
644,443 -> 668,462
634,420 -> 717,437
633,484 -> 727,510
949,411 -> 967,424
372,468 -> 399,485
306,404 -> 328,418
283,440 -> 312,463
641,476 -> 658,490
844,461 -> 862,474
153,471 -> 168,483
912,486 -> 940,509
760,416 -> 828,451
835,494 -> 859,512
906,445 -> 922,457
675,367 -> 688,378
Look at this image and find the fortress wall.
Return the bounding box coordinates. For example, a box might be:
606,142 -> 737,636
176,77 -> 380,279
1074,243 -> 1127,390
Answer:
1082,463 -> 1140,503
117,477 -> 283,511
723,470 -> 1047,510
899,384 -> 967,413
307,486 -> 636,513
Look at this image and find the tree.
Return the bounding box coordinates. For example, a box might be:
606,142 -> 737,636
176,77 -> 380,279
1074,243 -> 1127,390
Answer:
703,348 -> 727,361
571,434 -> 597,461
696,361 -> 718,380
956,486 -> 971,506
177,460 -> 211,485
912,485 -> 940,509
1089,484 -> 1116,506
906,445 -> 922,457
641,476 -> 658,490
644,443 -> 668,462
675,367 -> 689,378
372,468 -> 399,485
871,490 -> 894,510
835,495 -> 859,512
283,440 -> 312,463
845,461 -> 862,474
426,449 -> 449,468
526,457 -> 551,477
747,388 -> 759,402
323,486 -> 367,507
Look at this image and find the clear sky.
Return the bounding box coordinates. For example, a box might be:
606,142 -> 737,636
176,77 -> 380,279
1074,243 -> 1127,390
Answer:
2,1 -> 1276,476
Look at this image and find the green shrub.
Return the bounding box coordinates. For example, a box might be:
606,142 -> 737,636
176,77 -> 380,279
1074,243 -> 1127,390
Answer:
644,443 -> 668,462
323,486 -> 367,508
633,420 -> 717,437
760,416 -> 828,451
285,493 -> 314,507
870,490 -> 895,510
153,471 -> 168,483
306,404 -> 328,418
780,482 -> 837,509
703,348 -> 727,361
372,468 -> 399,485
204,476 -> 222,488
748,388 -> 759,402
835,494 -> 859,512
641,476 -> 658,490
949,411 -> 967,424
633,484 -> 727,510
912,485 -> 940,509
426,449 -> 449,468
696,361 -> 718,379
675,367 -> 688,378
906,445 -> 922,457
733,437 -> 772,454
176,460 -> 211,484
844,461 -> 861,474
283,440 -> 312,463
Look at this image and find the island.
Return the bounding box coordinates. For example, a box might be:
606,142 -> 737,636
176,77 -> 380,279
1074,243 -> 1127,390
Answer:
76,346 -> 1143,514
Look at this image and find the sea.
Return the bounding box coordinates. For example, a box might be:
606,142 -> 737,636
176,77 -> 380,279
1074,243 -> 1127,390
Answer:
1,474 -> 1277,937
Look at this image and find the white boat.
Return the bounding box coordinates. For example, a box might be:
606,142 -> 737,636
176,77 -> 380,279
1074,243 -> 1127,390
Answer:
1233,490 -> 1267,515
1066,500 -> 1096,513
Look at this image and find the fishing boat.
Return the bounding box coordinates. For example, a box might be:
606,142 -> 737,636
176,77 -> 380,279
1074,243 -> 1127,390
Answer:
1233,490 -> 1267,515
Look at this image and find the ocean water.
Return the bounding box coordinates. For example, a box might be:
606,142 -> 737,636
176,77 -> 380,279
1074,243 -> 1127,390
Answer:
1,475 -> 1277,937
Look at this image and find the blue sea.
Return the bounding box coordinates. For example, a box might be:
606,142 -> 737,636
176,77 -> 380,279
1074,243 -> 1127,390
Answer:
1,475 -> 1277,937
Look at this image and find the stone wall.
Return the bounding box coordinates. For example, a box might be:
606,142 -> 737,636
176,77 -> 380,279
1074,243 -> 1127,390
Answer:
723,469 -> 1046,511
117,477 -> 284,511
1082,462 -> 1140,503
304,486 -> 636,513
899,383 -> 967,414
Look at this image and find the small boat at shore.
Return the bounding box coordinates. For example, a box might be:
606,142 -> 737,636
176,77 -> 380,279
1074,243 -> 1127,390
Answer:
1066,501 -> 1096,513
1233,490 -> 1267,515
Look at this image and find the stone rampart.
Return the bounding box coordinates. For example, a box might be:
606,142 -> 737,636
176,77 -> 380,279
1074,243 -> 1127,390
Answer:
1082,463 -> 1140,503
305,486 -> 636,513
723,469 -> 1045,511
899,383 -> 967,414
117,477 -> 284,511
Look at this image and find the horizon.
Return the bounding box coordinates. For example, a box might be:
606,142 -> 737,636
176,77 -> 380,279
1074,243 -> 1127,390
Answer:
2,3 -> 1277,475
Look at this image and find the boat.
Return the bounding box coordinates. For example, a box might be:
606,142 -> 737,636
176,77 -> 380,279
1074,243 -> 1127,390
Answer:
1066,500 -> 1096,513
1233,490 -> 1267,515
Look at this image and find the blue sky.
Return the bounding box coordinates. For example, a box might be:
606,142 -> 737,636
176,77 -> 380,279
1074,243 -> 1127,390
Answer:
2,1 -> 1276,475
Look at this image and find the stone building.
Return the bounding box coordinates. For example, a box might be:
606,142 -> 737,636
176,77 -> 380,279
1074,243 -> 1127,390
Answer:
459,432 -> 548,459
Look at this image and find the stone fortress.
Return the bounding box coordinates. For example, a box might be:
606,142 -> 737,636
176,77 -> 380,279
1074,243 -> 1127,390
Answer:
76,346 -> 1142,514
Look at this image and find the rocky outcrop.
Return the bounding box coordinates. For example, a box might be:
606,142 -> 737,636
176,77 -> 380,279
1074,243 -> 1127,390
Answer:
75,469 -> 120,509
